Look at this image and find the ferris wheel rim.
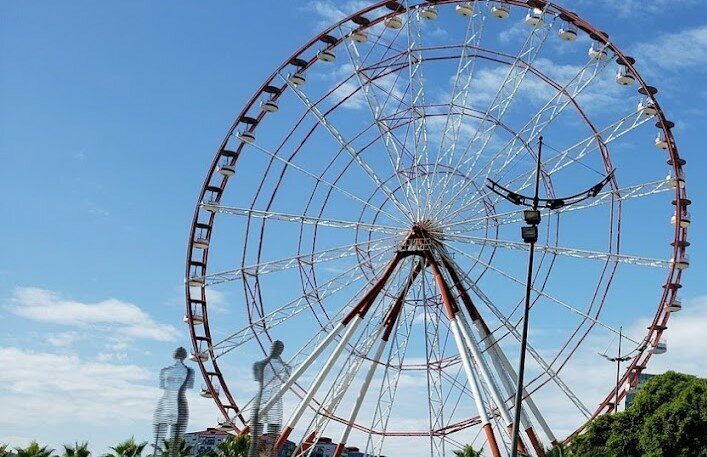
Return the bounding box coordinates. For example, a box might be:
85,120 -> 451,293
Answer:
184,0 -> 688,449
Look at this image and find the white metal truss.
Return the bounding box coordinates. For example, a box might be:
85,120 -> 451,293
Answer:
364,295 -> 419,455
445,233 -> 671,268
428,5 -> 555,219
279,72 -> 414,222
423,281 -> 447,457
441,251 -> 592,418
245,138 -> 409,226
208,205 -> 403,235
207,247 -> 393,358
342,26 -> 422,222
437,42 -> 614,220
442,178 -> 670,232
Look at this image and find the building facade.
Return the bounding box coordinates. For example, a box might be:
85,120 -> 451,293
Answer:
625,372 -> 656,408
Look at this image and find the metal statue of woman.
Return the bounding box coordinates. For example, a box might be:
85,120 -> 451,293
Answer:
152,347 -> 195,457
250,340 -> 290,457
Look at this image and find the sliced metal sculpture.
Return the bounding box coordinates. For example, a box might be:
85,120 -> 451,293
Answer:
250,340 -> 290,457
152,347 -> 195,457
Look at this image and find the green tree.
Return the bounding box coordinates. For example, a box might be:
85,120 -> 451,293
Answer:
106,438 -> 148,457
1,444 -> 11,457
14,442 -> 54,457
156,439 -> 192,457
215,436 -> 249,457
453,444 -> 483,457
565,371 -> 707,457
63,443 -> 90,457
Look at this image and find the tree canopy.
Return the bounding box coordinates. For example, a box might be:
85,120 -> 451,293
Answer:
567,371 -> 707,457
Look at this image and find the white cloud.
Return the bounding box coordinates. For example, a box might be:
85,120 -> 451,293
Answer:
578,0 -> 700,17
6,287 -> 179,342
0,347 -> 216,452
305,0 -> 372,28
46,331 -> 80,347
633,23 -> 707,72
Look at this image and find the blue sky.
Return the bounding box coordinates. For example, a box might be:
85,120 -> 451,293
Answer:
1,1 -> 706,456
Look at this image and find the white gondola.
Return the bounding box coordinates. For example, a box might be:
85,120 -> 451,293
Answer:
491,5 -> 510,19
237,130 -> 255,143
287,72 -> 306,86
384,16 -> 403,29
638,99 -> 657,116
654,134 -> 668,150
456,2 -> 474,16
317,49 -> 336,62
351,30 -> 368,43
260,99 -> 279,112
200,386 -> 218,398
218,164 -> 236,177
183,313 -> 204,324
525,8 -> 543,27
666,296 -> 682,312
650,340 -> 667,355
558,24 -> 578,41
616,66 -> 636,85
201,200 -> 219,212
670,253 -> 689,270
420,6 -> 438,20
187,276 -> 205,287
671,211 -> 691,228
216,419 -> 233,431
588,42 -> 608,60
193,237 -> 209,249
189,351 -> 209,362
666,173 -> 685,189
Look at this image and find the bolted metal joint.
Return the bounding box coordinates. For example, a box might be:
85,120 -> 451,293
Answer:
524,209 -> 541,225
521,225 -> 538,244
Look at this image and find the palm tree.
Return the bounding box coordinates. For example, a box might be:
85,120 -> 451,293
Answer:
453,444 -> 483,457
215,436 -> 249,457
15,442 -> 54,457
63,443 -> 90,457
156,439 -> 193,457
106,438 -> 148,457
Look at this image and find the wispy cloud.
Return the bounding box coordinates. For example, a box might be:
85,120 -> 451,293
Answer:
304,0 -> 373,29
6,287 -> 179,342
632,23 -> 707,72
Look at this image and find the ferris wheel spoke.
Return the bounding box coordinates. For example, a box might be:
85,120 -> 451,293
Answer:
441,249 -> 593,418
423,281 -> 448,457
279,72 -> 414,222
443,242 -> 642,346
245,140 -> 408,225
426,5 -> 487,215
208,205 -> 402,235
546,110 -> 654,176
402,5 -> 433,221
285,259 -> 410,453
429,8 -> 555,217
208,247 -> 394,358
365,287 -> 420,455
445,234 -> 671,268
443,142 -> 672,227
200,236 -> 398,286
436,47 -> 614,220
342,28 -> 423,222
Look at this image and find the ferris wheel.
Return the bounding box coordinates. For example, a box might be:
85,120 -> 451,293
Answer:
184,1 -> 689,456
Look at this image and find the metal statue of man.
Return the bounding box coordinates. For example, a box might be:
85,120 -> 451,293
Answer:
250,340 -> 290,457
152,347 -> 194,457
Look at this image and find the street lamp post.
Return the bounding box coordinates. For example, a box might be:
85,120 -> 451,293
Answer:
600,326 -> 632,413
487,136 -> 613,457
